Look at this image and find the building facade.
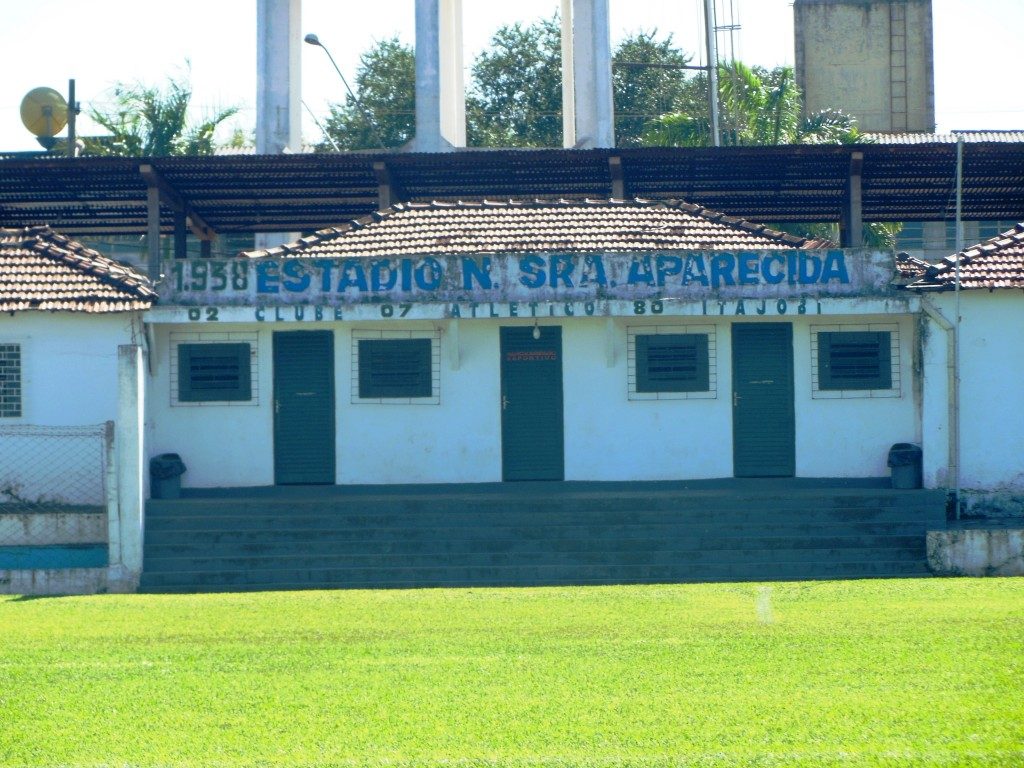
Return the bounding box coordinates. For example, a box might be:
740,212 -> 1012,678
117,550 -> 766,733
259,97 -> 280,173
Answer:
144,199 -> 922,488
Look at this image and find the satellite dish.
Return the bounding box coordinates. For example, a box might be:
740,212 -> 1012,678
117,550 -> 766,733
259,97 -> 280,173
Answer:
20,87 -> 69,149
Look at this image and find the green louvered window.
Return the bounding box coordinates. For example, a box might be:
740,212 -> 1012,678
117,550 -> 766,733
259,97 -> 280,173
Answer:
178,343 -> 252,402
818,331 -> 891,390
358,339 -> 432,398
636,334 -> 709,393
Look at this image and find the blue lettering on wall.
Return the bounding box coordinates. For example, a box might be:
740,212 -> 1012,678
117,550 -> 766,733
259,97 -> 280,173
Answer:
627,256 -> 655,286
821,250 -> 851,283
798,253 -> 823,284
519,255 -> 545,288
282,260 -> 310,292
578,255 -> 607,287
371,260 -> 397,291
710,254 -> 737,288
655,255 -> 683,286
256,261 -> 280,293
337,260 -> 368,292
683,255 -> 709,286
416,258 -> 443,291
738,253 -> 760,285
762,254 -> 785,284
550,255 -> 575,288
195,249 -> 865,306
462,257 -> 492,290
314,260 -> 334,292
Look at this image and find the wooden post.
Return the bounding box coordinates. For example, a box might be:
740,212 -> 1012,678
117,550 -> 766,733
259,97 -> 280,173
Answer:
173,210 -> 187,260
841,151 -> 864,248
608,155 -> 624,199
147,185 -> 161,280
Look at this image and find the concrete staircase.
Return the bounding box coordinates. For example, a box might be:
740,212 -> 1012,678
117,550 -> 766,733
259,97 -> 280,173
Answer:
140,481 -> 948,592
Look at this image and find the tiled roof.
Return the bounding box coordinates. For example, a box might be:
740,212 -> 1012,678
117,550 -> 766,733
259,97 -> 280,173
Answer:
0,226 -> 155,312
862,130 -> 1024,145
247,198 -> 828,259
906,223 -> 1024,290
894,252 -> 931,281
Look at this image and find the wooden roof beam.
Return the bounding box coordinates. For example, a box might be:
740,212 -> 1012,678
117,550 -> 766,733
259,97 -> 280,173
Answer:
608,155 -> 624,200
138,163 -> 217,241
840,151 -> 864,248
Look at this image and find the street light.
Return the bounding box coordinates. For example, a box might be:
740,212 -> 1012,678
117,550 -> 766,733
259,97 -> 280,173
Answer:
304,32 -> 386,150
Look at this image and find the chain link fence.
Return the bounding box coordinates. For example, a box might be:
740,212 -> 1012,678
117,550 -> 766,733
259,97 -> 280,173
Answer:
0,424 -> 110,551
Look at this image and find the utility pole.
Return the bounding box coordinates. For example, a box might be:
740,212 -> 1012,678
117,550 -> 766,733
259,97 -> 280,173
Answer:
704,0 -> 720,147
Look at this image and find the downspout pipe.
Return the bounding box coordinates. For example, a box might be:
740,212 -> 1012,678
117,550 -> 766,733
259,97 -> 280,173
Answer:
920,295 -> 958,518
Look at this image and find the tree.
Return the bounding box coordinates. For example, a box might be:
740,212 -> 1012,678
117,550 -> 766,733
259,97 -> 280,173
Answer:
645,62 -> 899,248
85,69 -> 237,156
645,62 -> 862,148
612,31 -> 703,147
318,19 -> 698,150
466,17 -> 564,147
317,37 -> 415,151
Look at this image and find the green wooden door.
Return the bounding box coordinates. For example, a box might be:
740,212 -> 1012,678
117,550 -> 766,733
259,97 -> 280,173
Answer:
500,326 -> 564,481
731,323 -> 795,477
273,331 -> 335,485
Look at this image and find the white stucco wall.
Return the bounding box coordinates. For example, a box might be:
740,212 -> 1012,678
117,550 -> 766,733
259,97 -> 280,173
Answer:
337,322 -> 502,484
0,312 -> 135,425
793,314 -> 918,477
147,324 -> 276,488
0,312 -> 137,507
920,308 -> 951,489
929,292 -> 1024,493
150,313 -> 920,487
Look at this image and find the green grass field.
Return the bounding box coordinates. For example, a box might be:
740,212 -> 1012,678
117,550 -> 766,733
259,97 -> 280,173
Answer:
0,579 -> 1021,767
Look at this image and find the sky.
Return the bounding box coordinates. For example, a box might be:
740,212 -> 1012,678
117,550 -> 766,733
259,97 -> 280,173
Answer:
1,0 -> 1022,152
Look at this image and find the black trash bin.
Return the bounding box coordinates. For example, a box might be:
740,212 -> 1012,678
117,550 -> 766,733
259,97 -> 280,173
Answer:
150,453 -> 187,499
887,443 -> 922,489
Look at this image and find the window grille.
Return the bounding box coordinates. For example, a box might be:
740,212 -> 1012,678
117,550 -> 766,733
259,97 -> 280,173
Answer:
0,344 -> 22,418
635,334 -> 710,393
817,331 -> 892,390
358,339 -> 432,399
178,343 -> 252,402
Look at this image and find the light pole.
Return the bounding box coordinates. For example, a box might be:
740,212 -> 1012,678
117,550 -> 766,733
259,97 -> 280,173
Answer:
303,33 -> 386,150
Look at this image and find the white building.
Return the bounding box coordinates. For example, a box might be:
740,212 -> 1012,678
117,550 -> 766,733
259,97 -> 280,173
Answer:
144,198 -> 921,488
902,224 -> 1024,515
0,226 -> 154,592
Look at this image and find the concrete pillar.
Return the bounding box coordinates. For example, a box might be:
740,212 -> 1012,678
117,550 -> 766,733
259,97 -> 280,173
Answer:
560,0 -> 576,148
256,0 -> 301,155
256,0 -> 301,249
414,0 -> 465,151
561,0 -> 614,149
110,344 -> 145,591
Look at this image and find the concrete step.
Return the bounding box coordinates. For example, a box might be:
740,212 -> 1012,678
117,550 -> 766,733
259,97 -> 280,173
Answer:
141,485 -> 946,592
140,559 -> 932,592
144,506 -> 946,533
144,533 -> 927,560
143,544 -> 927,573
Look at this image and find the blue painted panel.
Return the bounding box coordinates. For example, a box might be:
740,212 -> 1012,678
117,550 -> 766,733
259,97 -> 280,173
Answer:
0,545 -> 107,569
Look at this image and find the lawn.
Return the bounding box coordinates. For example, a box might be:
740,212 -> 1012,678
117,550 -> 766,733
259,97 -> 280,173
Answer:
0,579 -> 1021,767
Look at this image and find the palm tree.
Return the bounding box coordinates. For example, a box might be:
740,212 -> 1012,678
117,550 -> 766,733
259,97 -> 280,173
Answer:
645,62 -> 860,147
85,69 -> 237,157
645,62 -> 898,248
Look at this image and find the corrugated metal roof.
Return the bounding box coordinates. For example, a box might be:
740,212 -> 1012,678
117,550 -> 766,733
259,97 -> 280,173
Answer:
248,198 -> 827,259
907,223 -> 1024,290
2,144 -> 1024,237
0,226 -> 155,312
864,130 -> 1024,144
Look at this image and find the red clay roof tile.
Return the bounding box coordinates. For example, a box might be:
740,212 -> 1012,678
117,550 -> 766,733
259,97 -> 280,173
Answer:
245,198 -> 827,259
0,226 -> 155,312
907,223 -> 1024,290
